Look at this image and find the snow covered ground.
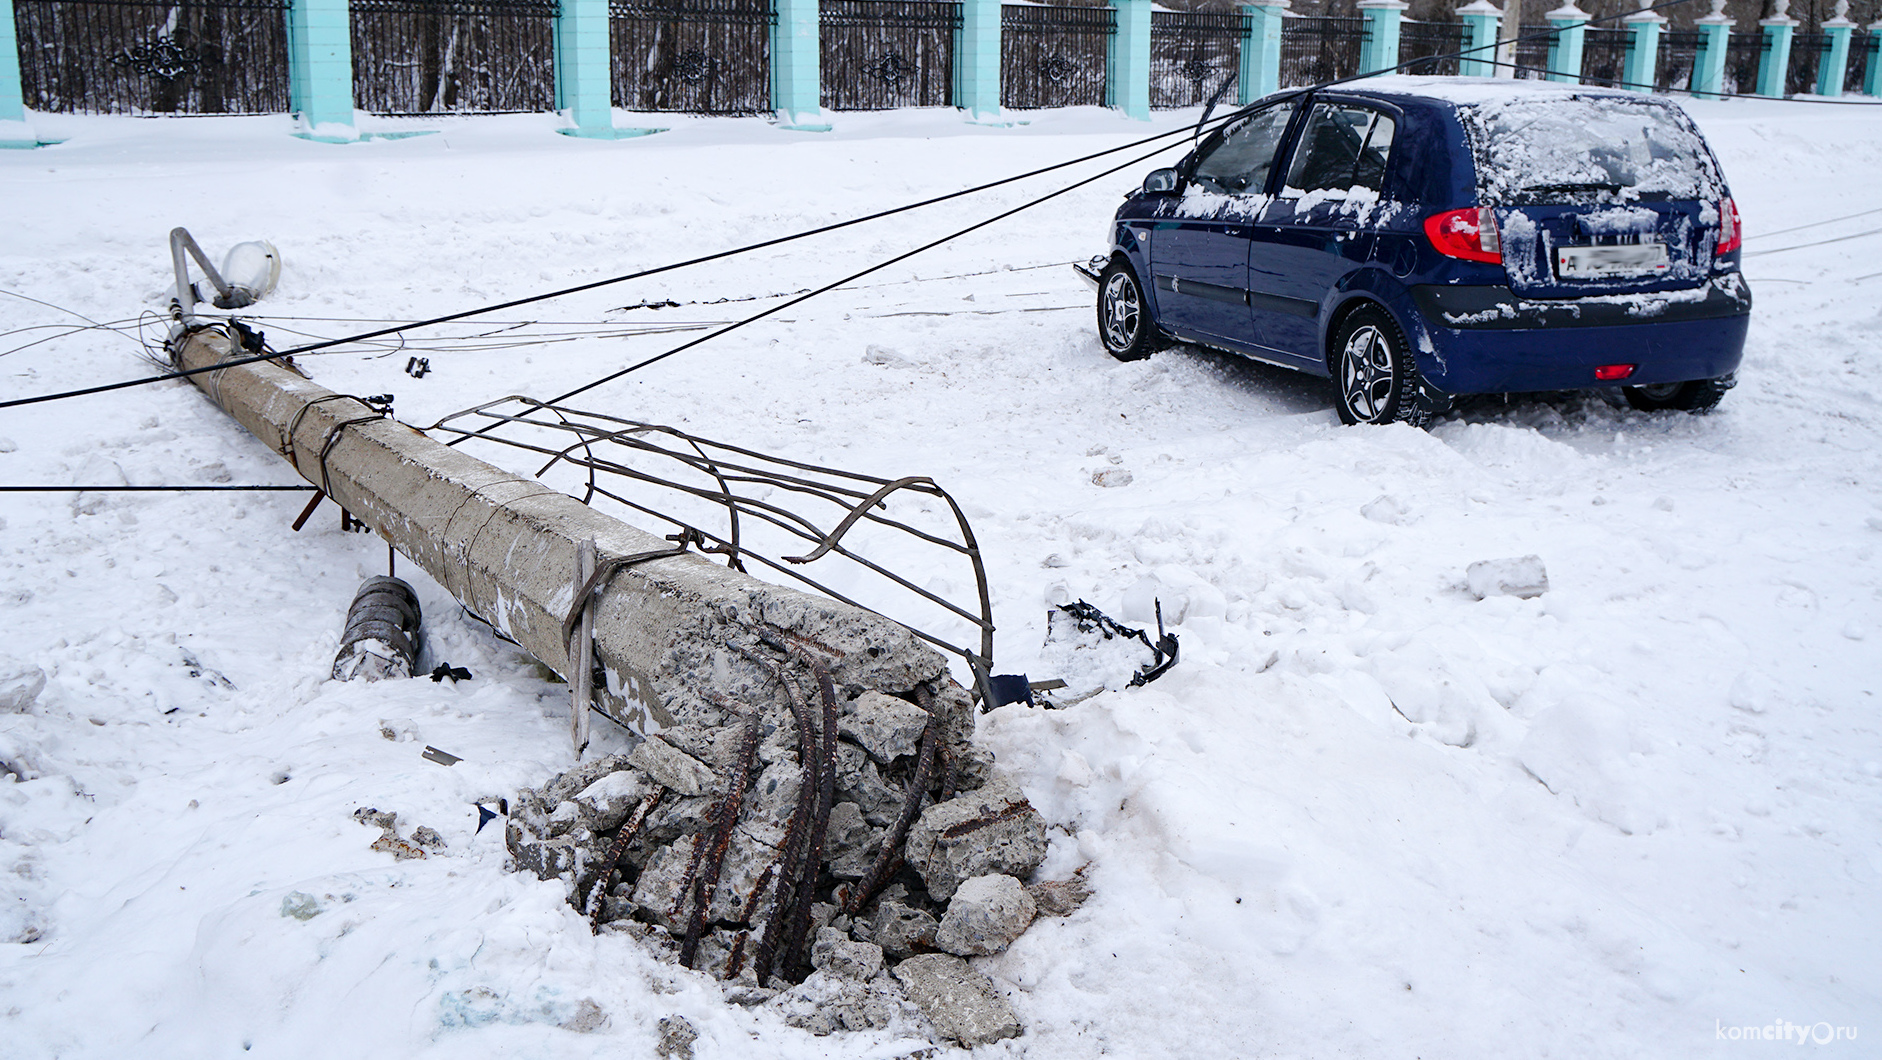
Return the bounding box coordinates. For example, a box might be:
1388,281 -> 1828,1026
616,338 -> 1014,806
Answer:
2,96 -> 1880,1058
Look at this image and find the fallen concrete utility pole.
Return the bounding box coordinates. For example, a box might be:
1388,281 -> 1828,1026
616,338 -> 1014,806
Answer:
167,322 -> 965,745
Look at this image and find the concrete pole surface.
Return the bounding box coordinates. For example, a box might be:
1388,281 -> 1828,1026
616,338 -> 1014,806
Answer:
955,0 -> 1004,121
169,325 -> 958,740
1816,16 -> 1853,96
288,0 -> 357,141
1108,0 -> 1153,120
1756,11 -> 1797,97
1623,4 -> 1665,92
1692,6 -> 1732,97
1545,1 -> 1588,84
1458,0 -> 1503,78
772,0 -> 830,130
1358,0 -> 1409,75
1241,0 -> 1289,102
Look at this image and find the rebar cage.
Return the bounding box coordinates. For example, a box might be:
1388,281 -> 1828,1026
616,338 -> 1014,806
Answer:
425,396 -> 998,695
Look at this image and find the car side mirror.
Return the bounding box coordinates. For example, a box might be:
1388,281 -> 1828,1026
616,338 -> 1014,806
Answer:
1142,168 -> 1180,196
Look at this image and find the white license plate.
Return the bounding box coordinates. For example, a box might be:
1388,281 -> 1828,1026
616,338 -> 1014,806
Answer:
1556,242 -> 1670,279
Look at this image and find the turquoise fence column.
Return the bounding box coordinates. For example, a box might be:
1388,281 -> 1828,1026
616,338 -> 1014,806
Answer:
1756,0 -> 1796,97
1622,0 -> 1663,91
955,0 -> 1002,121
556,0 -> 643,136
1357,0 -> 1406,75
771,0 -> 828,130
1108,0 -> 1151,120
1,0 -> 40,148
1691,0 -> 1731,97
1816,0 -> 1854,96
1545,1 -> 1588,83
288,0 -> 358,141
1458,0 -> 1501,78
1869,20 -> 1882,96
1240,0 -> 1288,102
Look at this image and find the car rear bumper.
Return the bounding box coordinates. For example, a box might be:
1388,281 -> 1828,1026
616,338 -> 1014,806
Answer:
1407,274 -> 1751,395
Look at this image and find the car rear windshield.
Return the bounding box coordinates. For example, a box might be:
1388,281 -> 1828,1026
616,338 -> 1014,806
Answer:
1460,95 -> 1723,206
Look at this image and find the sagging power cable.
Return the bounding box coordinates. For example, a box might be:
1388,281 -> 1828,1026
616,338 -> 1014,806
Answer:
0,0 -> 1755,413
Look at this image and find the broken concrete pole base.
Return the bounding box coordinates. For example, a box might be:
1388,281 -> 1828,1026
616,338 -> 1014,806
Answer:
893,953 -> 1024,1048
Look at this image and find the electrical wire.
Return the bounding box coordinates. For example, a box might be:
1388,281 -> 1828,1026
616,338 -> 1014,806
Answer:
1742,225 -> 1882,256
0,0 -> 1777,412
1744,205 -> 1882,240
0,484 -> 315,492
1473,56 -> 1882,105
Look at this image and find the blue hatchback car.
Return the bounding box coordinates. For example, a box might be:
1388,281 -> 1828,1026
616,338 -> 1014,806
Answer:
1081,76 -> 1751,424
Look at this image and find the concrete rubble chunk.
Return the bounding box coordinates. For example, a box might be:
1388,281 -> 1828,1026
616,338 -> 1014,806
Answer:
641,794 -> 716,847
934,874 -> 1036,957
834,743 -> 908,828
656,1015 -> 698,1060
631,834 -> 699,933
1028,874 -> 1093,918
544,752 -> 632,806
823,801 -> 878,879
871,889 -> 939,959
903,774 -> 1048,900
629,736 -> 719,796
811,926 -> 885,981
574,769 -> 651,832
768,969 -> 897,1035
839,691 -> 931,764
739,759 -> 803,848
893,953 -> 1023,1047
706,826 -> 784,924
1466,555 -> 1549,600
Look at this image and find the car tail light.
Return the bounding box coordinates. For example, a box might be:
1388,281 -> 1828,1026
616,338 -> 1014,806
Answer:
1424,207 -> 1502,264
1595,364 -> 1637,381
1716,197 -> 1742,256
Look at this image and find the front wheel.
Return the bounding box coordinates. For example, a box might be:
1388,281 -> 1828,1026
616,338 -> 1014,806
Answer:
1623,374 -> 1734,412
1332,306 -> 1429,427
1096,260 -> 1161,362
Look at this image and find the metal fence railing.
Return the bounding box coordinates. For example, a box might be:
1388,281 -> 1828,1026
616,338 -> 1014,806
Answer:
1581,25 -> 1629,88
1279,15 -> 1364,87
610,0 -> 773,114
350,0 -> 560,114
1656,28 -> 1703,92
1149,10 -> 1243,110
1001,3 -> 1113,110
13,0 -> 291,114
821,0 -> 960,110
1398,18 -> 1465,76
1721,30 -> 1763,95
1786,31 -> 1828,96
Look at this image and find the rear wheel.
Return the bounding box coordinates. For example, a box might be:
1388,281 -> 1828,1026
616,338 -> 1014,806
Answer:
1332,306 -> 1428,427
1097,259 -> 1160,362
1623,374 -> 1734,412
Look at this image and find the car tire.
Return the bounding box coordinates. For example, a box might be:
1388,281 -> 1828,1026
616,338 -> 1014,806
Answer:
1332,306 -> 1429,427
1623,374 -> 1734,412
1097,259 -> 1160,362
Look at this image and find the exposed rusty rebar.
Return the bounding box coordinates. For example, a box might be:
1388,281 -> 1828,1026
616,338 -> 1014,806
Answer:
679,710 -> 764,968
585,789 -> 665,932
776,662 -> 842,982
752,660 -> 820,984
843,683 -> 941,916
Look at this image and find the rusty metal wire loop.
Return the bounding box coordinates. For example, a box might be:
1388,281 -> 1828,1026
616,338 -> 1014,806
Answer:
426,395 -> 997,684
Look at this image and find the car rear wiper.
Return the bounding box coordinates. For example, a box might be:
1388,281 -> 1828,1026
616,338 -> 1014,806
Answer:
1522,181 -> 1628,193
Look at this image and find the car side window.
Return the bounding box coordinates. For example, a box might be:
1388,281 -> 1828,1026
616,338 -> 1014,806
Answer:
1189,103 -> 1298,195
1282,103 -> 1395,197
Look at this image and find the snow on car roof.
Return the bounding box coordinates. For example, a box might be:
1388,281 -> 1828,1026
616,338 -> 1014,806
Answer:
1316,74 -> 1660,109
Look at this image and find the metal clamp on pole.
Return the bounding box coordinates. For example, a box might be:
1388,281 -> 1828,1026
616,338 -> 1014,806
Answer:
571,538 -> 597,759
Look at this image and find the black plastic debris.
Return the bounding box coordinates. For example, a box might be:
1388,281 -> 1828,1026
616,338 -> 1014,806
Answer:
422,745 -> 462,766
1024,599 -> 1180,709
986,674 -> 1035,709
429,664 -> 473,683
